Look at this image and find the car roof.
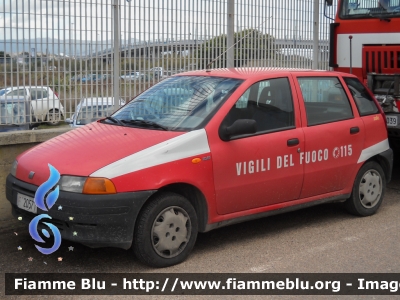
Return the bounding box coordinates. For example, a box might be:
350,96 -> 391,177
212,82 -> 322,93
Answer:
176,68 -> 356,80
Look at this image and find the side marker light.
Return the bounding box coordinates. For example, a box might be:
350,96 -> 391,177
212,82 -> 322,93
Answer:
192,158 -> 202,164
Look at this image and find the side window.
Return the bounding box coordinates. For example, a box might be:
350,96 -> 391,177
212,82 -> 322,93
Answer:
30,89 -> 38,100
298,77 -> 353,126
7,90 -> 19,97
41,89 -> 48,99
223,77 -> 295,136
343,77 -> 379,116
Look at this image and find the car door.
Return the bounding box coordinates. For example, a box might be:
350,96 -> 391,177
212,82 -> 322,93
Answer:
42,88 -> 51,115
29,88 -> 45,120
210,77 -> 305,215
34,87 -> 58,121
293,75 -> 365,199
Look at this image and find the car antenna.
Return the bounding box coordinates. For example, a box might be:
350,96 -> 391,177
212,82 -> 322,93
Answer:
205,16 -> 272,71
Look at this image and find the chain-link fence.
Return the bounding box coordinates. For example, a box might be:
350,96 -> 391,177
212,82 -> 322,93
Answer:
0,0 -> 337,129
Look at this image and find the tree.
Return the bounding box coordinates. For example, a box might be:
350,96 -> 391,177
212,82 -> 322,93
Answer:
197,29 -> 275,69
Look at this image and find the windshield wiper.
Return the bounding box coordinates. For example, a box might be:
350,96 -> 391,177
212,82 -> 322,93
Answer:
104,116 -> 125,126
120,119 -> 168,130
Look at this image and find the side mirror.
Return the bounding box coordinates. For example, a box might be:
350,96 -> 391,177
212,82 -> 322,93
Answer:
219,119 -> 257,141
325,0 -> 333,6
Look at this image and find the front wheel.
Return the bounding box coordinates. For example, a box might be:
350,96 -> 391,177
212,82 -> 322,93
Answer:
133,192 -> 198,268
46,109 -> 63,126
344,161 -> 386,216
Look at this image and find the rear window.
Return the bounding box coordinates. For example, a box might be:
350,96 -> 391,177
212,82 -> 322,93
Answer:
343,77 -> 379,116
30,88 -> 49,100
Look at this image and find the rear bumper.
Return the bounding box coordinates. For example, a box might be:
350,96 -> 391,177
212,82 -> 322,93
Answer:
386,113 -> 400,150
6,174 -> 156,249
377,148 -> 393,183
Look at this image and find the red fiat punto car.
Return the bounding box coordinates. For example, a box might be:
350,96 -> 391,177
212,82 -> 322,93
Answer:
6,68 -> 393,267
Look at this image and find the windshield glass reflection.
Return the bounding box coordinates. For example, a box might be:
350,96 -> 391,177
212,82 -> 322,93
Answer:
340,0 -> 400,18
112,76 -> 243,131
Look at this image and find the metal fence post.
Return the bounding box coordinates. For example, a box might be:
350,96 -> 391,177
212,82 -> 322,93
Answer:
227,0 -> 235,68
313,0 -> 320,70
113,0 -> 121,112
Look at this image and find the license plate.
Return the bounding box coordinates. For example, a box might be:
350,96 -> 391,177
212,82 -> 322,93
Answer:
17,193 -> 37,214
386,116 -> 398,127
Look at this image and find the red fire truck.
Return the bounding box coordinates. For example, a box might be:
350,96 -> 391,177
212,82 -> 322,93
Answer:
326,0 -> 400,150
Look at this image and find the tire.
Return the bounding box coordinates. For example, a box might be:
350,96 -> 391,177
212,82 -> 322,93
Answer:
344,161 -> 386,216
46,109 -> 63,126
133,192 -> 198,268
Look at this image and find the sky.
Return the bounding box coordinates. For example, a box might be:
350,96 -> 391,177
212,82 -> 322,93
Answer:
0,0 -> 335,54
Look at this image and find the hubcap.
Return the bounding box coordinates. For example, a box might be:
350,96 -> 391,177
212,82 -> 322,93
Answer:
359,169 -> 382,209
47,111 -> 59,123
151,206 -> 191,258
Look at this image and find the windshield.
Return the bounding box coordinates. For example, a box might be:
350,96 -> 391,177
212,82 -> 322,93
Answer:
111,76 -> 243,131
0,102 -> 27,124
0,89 -> 10,96
76,105 -> 115,125
340,0 -> 400,19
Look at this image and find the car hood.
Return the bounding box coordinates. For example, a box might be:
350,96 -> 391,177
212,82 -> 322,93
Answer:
15,121 -> 183,186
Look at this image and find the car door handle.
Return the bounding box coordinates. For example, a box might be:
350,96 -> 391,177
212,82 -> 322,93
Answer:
350,127 -> 359,134
287,138 -> 299,146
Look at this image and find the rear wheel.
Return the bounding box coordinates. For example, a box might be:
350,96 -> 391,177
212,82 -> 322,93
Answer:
133,192 -> 198,268
46,109 -> 63,126
344,161 -> 385,216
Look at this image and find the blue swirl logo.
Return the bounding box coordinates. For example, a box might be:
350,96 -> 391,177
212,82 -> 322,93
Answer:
29,164 -> 62,255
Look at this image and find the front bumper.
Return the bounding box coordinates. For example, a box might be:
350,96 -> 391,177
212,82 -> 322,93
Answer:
6,174 -> 156,249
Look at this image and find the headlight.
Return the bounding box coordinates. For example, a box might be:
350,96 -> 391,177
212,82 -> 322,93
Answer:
58,176 -> 86,193
58,176 -> 116,194
11,160 -> 18,177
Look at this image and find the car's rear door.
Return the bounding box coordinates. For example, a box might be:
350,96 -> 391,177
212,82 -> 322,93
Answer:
293,74 -> 365,198
342,77 -> 388,153
40,87 -> 61,120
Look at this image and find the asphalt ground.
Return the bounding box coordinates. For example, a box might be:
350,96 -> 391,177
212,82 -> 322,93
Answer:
0,158 -> 399,299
